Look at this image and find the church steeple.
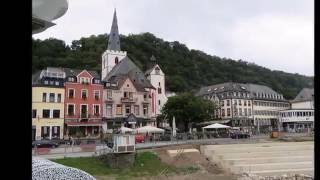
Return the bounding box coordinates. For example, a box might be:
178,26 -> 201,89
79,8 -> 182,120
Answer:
107,9 -> 121,51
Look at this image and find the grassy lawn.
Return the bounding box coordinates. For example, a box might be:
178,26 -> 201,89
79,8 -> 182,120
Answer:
52,152 -> 192,180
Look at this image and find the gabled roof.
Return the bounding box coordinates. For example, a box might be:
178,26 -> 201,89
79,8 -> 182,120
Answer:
103,56 -> 155,91
292,88 -> 314,102
63,68 -> 100,79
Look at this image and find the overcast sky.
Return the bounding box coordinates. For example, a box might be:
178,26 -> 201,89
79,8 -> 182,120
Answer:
33,0 -> 314,76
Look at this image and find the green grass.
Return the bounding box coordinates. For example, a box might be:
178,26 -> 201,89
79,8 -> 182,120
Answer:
52,152 -> 186,180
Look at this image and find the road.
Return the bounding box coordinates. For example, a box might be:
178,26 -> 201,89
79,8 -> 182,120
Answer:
34,135 -> 271,159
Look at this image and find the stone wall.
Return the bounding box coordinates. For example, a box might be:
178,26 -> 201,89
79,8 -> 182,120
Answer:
99,152 -> 135,169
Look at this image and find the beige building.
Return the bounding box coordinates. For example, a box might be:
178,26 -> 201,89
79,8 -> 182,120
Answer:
102,57 -> 156,131
32,68 -> 66,140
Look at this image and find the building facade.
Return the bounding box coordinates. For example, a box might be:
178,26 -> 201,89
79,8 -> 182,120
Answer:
279,88 -> 314,132
197,82 -> 290,133
32,68 -> 66,140
64,69 -> 103,137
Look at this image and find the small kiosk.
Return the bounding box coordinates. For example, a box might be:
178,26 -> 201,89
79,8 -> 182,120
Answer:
113,134 -> 135,153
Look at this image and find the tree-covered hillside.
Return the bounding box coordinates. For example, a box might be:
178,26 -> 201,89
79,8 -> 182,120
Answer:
32,33 -> 313,99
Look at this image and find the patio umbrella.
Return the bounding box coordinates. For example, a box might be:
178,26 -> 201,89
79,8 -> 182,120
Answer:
135,125 -> 165,134
172,116 -> 176,137
120,126 -> 134,134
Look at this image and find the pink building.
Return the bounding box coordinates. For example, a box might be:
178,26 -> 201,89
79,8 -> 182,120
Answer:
64,69 -> 103,137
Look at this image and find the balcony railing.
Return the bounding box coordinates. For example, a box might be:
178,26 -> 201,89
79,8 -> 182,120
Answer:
81,113 -> 88,118
121,97 -> 137,103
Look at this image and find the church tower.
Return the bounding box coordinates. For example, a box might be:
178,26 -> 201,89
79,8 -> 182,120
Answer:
101,9 -> 127,80
145,55 -> 168,116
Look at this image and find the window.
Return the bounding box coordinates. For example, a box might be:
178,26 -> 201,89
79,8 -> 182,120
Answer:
68,77 -> 74,82
116,105 -> 122,115
94,90 -> 100,100
107,90 -> 112,99
227,100 -> 230,106
222,109 -> 225,117
158,88 -> 162,94
248,109 -> 251,116
68,89 -> 74,98
158,100 -> 161,105
67,104 -> 75,115
57,94 -> 61,103
94,105 -> 100,115
53,110 -> 60,118
239,100 -> 242,105
124,92 -> 128,98
32,109 -> 37,118
234,100 -> 237,105
55,81 -> 59,86
143,94 -> 147,100
50,81 -> 54,85
44,80 -> 48,85
155,67 -> 160,75
51,126 -> 60,139
42,109 -> 50,118
134,105 -> 139,115
244,101 -> 247,106
41,126 -> 50,139
82,89 -> 88,99
143,105 -> 148,116
221,101 -> 224,107
94,79 -> 100,84
244,108 -> 247,116
115,57 -> 119,64
233,92 -> 236,96
248,101 -> 251,106
227,108 -> 230,116
125,105 -> 131,114
42,93 -> 47,102
81,105 -> 88,118
239,108 -> 242,116
106,104 -> 112,116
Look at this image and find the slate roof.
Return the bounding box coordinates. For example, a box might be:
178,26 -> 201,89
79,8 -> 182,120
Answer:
103,56 -> 155,91
292,88 -> 314,102
196,82 -> 286,101
107,9 -> 121,51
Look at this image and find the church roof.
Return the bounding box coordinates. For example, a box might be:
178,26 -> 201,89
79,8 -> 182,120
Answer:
103,56 -> 155,91
107,9 -> 121,51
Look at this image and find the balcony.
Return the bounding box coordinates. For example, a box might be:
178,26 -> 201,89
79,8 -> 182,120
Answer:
89,114 -> 101,118
105,97 -> 113,103
121,97 -> 137,103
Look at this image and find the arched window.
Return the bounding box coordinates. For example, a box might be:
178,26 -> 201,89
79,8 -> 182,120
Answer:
115,57 -> 119,64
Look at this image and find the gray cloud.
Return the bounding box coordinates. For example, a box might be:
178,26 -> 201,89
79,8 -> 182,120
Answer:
33,0 -> 314,76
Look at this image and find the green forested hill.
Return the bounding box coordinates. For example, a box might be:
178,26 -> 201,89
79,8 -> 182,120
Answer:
32,33 -> 313,99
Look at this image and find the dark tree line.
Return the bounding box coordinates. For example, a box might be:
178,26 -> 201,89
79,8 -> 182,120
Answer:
32,33 -> 313,99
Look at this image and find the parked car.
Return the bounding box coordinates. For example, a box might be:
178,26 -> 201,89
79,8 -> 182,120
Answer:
32,140 -> 59,148
135,134 -> 145,143
230,132 -> 250,139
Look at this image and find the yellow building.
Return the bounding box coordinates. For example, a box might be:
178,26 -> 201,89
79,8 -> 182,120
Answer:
32,68 -> 66,140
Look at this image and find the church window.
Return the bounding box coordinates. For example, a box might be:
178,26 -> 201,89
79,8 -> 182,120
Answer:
155,67 -> 160,75
115,57 -> 119,64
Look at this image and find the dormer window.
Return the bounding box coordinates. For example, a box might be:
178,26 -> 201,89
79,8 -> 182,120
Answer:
68,77 -> 74,82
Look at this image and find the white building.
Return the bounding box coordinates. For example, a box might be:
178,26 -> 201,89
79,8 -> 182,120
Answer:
279,88 -> 314,132
197,82 -> 290,133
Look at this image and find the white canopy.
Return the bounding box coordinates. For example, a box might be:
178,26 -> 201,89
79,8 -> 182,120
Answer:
120,126 -> 134,133
135,126 -> 165,134
203,123 -> 231,129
